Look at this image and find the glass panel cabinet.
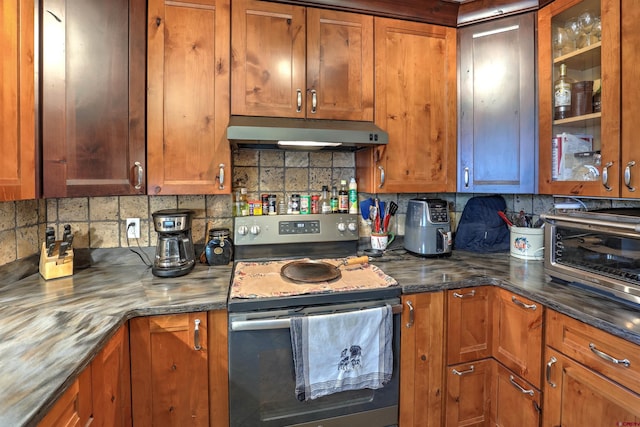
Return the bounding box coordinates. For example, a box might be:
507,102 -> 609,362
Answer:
538,0 -> 620,196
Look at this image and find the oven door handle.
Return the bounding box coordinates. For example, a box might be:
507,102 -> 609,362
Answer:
231,318 -> 292,331
230,304 -> 403,331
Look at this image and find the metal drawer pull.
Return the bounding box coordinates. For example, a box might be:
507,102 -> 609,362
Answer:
405,300 -> 414,328
589,343 -> 630,368
464,167 -> 470,188
218,163 -> 225,190
602,161 -> 613,191
134,161 -> 143,189
546,356 -> 557,388
378,166 -> 385,189
194,319 -> 202,350
625,161 -> 636,191
453,290 -> 476,298
452,365 -> 475,376
509,375 -> 534,396
296,89 -> 302,113
310,90 -> 317,114
511,296 -> 536,310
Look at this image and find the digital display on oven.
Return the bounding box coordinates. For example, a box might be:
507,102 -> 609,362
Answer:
279,220 -> 321,234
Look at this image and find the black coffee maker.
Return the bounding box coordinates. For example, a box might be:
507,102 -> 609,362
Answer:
152,209 -> 196,277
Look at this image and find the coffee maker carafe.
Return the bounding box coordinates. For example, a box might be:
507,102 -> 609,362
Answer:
152,209 -> 196,277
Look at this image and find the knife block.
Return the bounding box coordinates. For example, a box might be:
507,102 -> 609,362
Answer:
39,242 -> 74,280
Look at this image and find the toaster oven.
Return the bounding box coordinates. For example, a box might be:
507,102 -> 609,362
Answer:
541,209 -> 640,307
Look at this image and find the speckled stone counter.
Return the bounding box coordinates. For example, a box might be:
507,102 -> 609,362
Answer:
1,246 -> 639,426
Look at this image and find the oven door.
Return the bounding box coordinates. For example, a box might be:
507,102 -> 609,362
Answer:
228,300 -> 400,427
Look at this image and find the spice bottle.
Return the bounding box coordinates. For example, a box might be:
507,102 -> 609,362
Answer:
330,186 -> 338,213
321,186 -> 331,214
338,180 -> 348,213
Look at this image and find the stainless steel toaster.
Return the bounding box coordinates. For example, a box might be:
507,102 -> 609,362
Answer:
404,198 -> 452,256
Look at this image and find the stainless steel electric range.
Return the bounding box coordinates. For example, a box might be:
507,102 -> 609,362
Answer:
228,214 -> 401,427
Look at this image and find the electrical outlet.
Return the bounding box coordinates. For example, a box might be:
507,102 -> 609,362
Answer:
126,218 -> 140,239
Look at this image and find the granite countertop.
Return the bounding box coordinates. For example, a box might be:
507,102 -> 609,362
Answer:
1,246 -> 639,426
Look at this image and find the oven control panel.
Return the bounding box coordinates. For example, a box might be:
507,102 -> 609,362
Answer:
234,214 -> 359,246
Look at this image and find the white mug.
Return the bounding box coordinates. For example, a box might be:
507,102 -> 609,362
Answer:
371,232 -> 395,251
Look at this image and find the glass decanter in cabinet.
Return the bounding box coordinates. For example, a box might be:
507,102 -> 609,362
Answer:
538,0 -> 620,196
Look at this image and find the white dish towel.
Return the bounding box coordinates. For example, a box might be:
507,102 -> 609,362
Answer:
290,305 -> 393,401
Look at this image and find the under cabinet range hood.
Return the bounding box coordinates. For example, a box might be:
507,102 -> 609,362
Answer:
226,116 -> 388,151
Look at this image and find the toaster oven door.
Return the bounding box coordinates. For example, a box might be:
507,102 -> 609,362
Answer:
543,212 -> 640,306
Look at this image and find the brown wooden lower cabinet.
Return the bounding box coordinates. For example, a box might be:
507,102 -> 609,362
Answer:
494,362 -> 541,427
445,358 -> 495,426
91,325 -> 132,427
400,292 -> 445,427
543,348 -> 640,426
130,312 -> 209,427
38,368 -> 92,427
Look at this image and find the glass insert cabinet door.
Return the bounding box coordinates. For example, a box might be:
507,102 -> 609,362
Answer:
538,0 -> 621,197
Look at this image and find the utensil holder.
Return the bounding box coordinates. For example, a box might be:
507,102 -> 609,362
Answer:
39,242 -> 74,280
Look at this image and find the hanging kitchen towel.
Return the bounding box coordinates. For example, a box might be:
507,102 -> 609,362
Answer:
290,305 -> 393,401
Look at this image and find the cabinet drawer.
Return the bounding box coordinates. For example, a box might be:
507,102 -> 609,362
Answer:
546,310 -> 640,395
446,286 -> 493,364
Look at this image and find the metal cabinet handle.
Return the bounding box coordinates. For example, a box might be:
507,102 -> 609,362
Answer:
509,375 -> 534,396
453,290 -> 476,298
624,161 -> 636,192
452,365 -> 475,376
405,300 -> 414,328
546,356 -> 557,388
217,163 -> 225,190
194,319 -> 202,350
511,295 -> 536,310
133,161 -> 143,190
464,167 -> 470,188
589,343 -> 630,367
310,90 -> 317,114
378,165 -> 385,189
296,89 -> 302,113
602,161 -> 613,191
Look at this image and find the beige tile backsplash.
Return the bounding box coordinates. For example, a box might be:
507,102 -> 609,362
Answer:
3,148 -> 640,266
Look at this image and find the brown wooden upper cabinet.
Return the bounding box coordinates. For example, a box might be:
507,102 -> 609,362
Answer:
0,0 -> 36,201
231,0 -> 374,121
356,18 -> 457,193
538,0 -> 625,197
42,0 -> 146,197
146,0 -> 230,195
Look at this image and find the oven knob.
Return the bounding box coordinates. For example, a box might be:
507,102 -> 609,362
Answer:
347,222 -> 357,232
250,225 -> 261,235
337,222 -> 346,232
238,225 -> 249,236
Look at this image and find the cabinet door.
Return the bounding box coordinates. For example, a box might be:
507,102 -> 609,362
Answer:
306,9 -> 373,121
538,0 -> 621,196
0,0 -> 35,201
400,293 -> 445,427
458,13 -> 537,193
446,286 -> 493,365
38,368 -> 92,427
621,0 -> 640,198
544,348 -> 640,426
130,313 -> 209,427
492,289 -> 543,388
494,363 -> 541,427
445,358 -> 495,427
357,18 -> 456,194
42,0 -> 146,197
91,326 -> 132,427
231,0 -> 306,118
147,0 -> 230,195
207,310 -> 229,427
